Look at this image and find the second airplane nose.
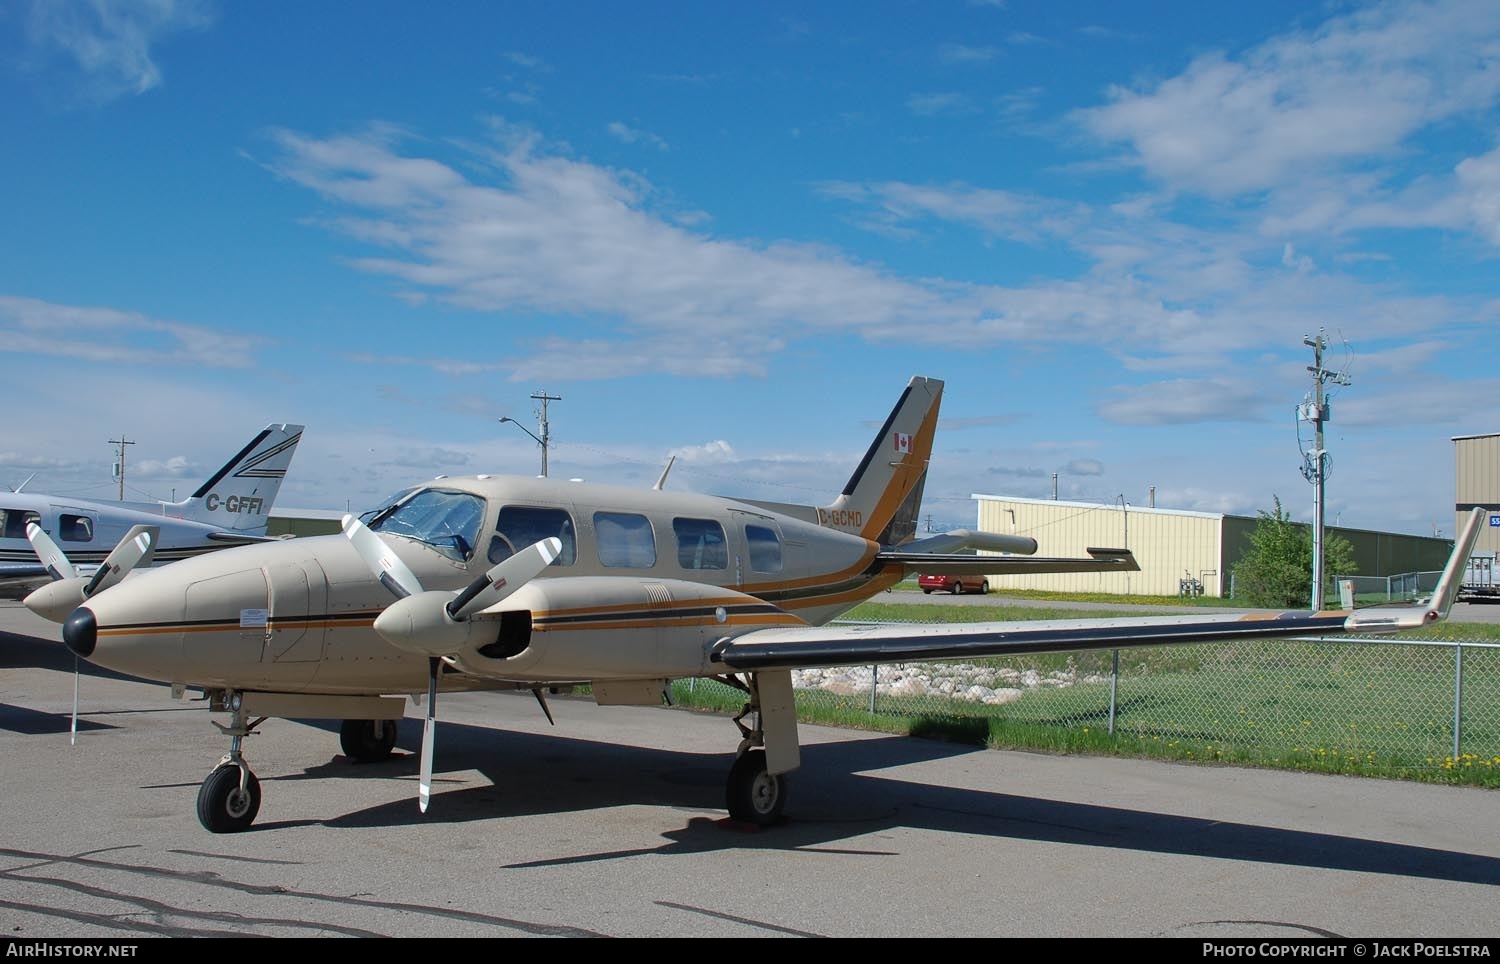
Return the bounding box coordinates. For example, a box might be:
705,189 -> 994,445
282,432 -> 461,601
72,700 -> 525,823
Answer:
63,607 -> 97,658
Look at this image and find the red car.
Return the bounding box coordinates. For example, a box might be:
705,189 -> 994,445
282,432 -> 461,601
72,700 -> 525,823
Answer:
918,573 -> 989,595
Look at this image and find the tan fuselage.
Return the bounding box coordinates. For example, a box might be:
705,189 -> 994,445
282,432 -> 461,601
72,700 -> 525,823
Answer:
74,476 -> 899,694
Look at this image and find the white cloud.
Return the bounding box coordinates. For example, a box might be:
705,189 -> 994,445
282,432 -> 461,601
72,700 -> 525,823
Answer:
907,92 -> 974,116
1077,0 -> 1500,198
1456,144 -> 1500,244
606,121 -> 670,152
1097,378 -> 1270,425
0,295 -> 261,367
21,0 -> 215,104
668,440 -> 736,463
817,180 -> 1085,242
1064,458 -> 1105,476
938,43 -> 1000,65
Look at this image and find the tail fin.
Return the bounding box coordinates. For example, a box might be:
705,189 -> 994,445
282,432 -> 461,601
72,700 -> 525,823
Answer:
819,376 -> 942,545
165,423 -> 304,534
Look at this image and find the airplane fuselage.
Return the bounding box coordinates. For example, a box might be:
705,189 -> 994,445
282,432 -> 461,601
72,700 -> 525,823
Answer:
0,491 -> 239,576
71,474 -> 899,694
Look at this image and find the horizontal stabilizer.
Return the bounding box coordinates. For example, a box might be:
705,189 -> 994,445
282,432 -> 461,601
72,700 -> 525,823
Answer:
878,547 -> 1137,577
896,529 -> 1039,556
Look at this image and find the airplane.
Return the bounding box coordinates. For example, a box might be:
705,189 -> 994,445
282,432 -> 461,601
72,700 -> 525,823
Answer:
31,377 -> 1486,834
1,422 -> 304,595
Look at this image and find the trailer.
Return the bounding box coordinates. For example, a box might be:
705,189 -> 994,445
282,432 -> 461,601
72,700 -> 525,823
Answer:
1458,552 -> 1499,602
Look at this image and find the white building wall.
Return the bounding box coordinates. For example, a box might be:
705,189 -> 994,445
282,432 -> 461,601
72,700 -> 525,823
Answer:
974,495 -> 1225,597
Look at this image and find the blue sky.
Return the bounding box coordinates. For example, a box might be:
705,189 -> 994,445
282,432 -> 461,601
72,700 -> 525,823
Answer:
2,0 -> 1497,538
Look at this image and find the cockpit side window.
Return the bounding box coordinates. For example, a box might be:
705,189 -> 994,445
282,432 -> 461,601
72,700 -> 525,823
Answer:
489,506 -> 576,566
366,488 -> 484,562
594,512 -> 656,568
1,509 -> 41,540
673,517 -> 727,571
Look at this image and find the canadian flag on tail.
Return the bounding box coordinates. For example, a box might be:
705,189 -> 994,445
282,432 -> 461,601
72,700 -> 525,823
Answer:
893,432 -> 912,454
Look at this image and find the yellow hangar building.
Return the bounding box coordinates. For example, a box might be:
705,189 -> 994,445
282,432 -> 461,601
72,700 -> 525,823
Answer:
971,494 -> 1453,599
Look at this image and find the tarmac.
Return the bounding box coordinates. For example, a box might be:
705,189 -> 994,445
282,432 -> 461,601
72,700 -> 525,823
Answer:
2,599 -> 1497,939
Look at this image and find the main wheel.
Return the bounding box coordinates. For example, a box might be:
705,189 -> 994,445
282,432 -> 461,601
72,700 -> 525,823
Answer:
197,764 -> 261,833
340,718 -> 397,763
725,749 -> 786,826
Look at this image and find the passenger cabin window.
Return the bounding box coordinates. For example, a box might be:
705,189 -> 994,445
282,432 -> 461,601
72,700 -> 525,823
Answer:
594,512 -> 656,568
745,524 -> 783,573
59,514 -> 95,543
366,488 -> 484,563
489,505 -> 576,566
1,509 -> 41,540
673,517 -> 727,571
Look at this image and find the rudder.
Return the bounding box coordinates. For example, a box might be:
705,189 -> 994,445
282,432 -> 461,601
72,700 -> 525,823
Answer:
819,377 -> 942,545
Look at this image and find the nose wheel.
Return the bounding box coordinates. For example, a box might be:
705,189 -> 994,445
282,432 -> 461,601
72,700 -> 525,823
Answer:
197,764 -> 261,833
198,690 -> 266,833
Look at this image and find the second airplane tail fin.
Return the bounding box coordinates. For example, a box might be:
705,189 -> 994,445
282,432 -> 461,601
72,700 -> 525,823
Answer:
819,376 -> 942,546
165,423 -> 304,534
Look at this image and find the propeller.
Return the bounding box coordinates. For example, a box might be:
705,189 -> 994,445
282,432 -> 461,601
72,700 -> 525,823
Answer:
22,523 -> 158,745
23,524 -> 160,623
340,514 -> 560,812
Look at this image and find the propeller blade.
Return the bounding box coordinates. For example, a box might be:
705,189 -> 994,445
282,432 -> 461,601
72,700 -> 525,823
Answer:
419,657 -> 438,813
82,525 -> 159,597
446,537 -> 562,620
26,522 -> 78,581
70,655 -> 79,747
341,514 -> 423,599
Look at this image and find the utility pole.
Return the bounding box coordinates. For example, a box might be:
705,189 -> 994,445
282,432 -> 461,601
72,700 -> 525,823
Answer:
108,435 -> 135,501
1300,330 -> 1351,610
531,390 -> 561,478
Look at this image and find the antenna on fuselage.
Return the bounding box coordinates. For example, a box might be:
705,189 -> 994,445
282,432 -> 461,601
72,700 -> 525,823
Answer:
653,455 -> 676,491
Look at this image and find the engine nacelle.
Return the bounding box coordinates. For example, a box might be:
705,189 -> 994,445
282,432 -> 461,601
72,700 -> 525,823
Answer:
450,577 -> 804,682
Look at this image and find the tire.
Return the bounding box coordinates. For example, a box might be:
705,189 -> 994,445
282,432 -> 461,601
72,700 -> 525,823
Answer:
922,588 -> 933,595
197,764 -> 261,833
951,580 -> 963,595
340,718 -> 397,763
725,749 -> 786,826
979,580 -> 989,595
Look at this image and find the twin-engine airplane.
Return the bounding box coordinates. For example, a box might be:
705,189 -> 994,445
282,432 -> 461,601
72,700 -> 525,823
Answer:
2,423 -> 304,589
30,379 -> 1485,834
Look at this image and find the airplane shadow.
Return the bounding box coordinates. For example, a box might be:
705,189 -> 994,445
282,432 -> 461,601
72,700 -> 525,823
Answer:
0,628 -> 143,683
246,711 -> 1500,887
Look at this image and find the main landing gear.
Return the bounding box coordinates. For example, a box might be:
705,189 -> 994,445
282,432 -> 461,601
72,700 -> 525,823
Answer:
198,691 -> 266,833
340,718 -> 398,763
722,672 -> 794,826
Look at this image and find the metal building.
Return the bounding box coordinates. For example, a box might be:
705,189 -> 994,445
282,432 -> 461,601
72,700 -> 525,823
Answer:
1454,433 -> 1500,556
972,494 -> 1452,599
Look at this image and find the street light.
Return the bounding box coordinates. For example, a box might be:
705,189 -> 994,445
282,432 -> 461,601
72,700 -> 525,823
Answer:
497,417 -> 547,476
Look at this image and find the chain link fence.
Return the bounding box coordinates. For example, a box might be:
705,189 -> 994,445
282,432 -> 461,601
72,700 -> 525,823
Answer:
676,622 -> 1500,776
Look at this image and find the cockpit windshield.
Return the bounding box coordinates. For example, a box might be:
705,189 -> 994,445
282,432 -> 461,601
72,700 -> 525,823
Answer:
365,488 -> 485,563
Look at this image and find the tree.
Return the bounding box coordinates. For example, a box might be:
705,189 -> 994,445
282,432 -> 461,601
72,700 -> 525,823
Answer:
1232,496 -> 1357,608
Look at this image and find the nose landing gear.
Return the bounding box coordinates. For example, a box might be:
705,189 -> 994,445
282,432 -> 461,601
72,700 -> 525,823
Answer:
198,690 -> 266,833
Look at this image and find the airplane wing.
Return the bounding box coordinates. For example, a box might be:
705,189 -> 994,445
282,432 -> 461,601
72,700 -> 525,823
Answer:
204,531 -> 282,543
878,547 -> 1137,576
715,508 -> 1485,673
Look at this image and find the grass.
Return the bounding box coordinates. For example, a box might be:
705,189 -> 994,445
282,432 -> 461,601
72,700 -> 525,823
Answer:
666,596 -> 1500,788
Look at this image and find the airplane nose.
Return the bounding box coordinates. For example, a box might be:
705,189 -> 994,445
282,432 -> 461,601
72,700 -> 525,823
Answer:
63,607 -> 98,658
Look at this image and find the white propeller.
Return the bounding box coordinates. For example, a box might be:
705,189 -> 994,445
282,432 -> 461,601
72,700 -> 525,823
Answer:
23,524 -> 159,623
23,523 -> 160,744
340,514 -> 560,812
